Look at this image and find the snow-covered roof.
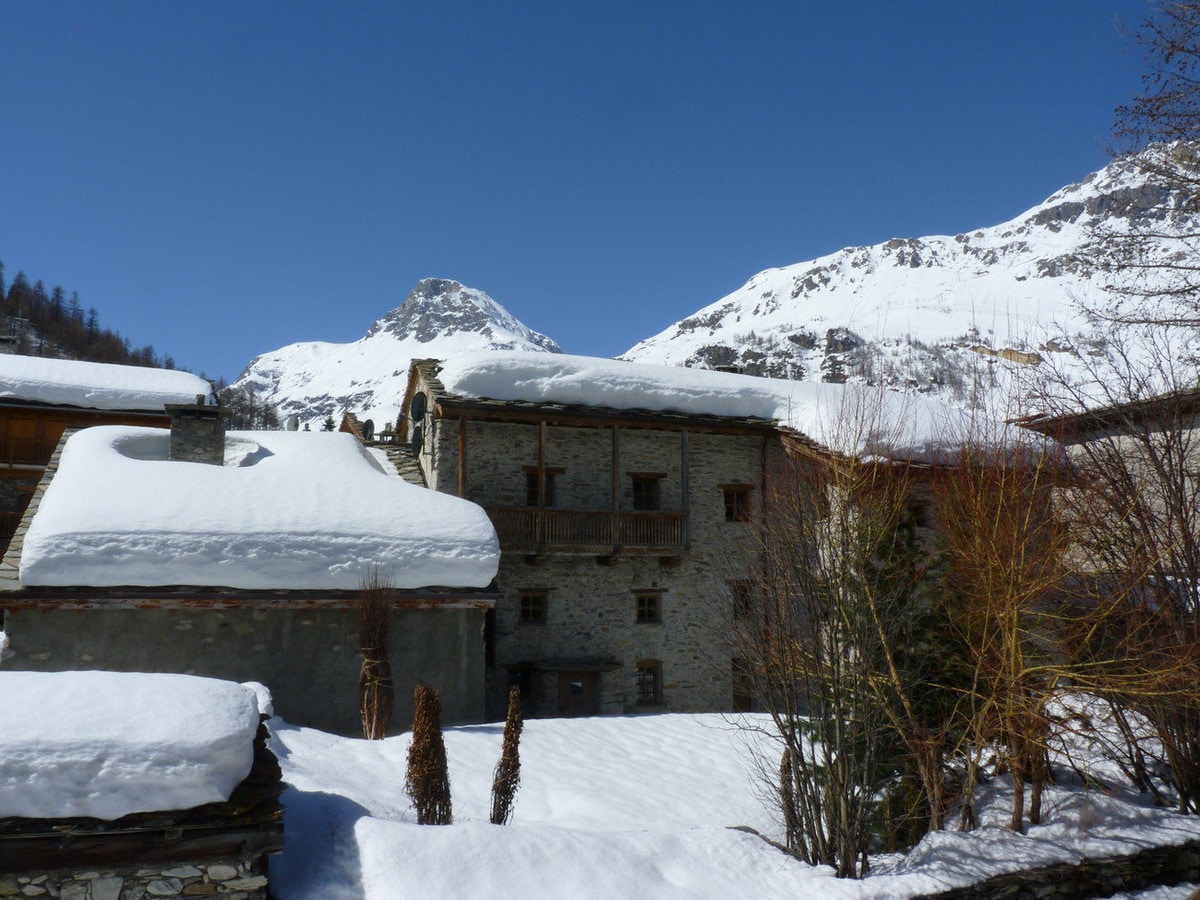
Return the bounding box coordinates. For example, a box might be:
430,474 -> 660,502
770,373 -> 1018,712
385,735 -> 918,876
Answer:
428,351 -> 1017,463
0,354 -> 213,411
18,426 -> 500,590
0,671 -> 259,820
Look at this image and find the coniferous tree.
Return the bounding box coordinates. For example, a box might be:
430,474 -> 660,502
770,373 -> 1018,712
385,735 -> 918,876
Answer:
49,286 -> 65,323
0,267 -> 177,368
8,272 -> 30,316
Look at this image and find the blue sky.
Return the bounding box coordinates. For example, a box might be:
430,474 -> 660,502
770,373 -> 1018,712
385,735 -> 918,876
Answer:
1,1 -> 1151,382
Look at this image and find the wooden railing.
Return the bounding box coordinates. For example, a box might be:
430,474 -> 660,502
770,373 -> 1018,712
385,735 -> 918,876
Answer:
486,507 -> 686,555
0,437 -> 59,467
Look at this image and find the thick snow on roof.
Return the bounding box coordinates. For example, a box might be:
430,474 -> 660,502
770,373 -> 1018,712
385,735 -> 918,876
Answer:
19,427 -> 499,590
0,354 -> 213,410
0,672 -> 259,820
433,351 -> 1015,463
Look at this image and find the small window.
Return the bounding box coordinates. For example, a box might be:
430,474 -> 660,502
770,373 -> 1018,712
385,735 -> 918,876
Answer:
635,659 -> 663,706
523,467 -> 563,507
732,658 -> 754,713
630,473 -> 664,511
519,591 -> 548,624
906,501 -> 931,529
728,579 -> 754,620
721,484 -> 753,522
635,590 -> 663,624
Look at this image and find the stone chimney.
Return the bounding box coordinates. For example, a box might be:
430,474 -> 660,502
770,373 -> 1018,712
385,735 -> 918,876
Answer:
166,397 -> 228,465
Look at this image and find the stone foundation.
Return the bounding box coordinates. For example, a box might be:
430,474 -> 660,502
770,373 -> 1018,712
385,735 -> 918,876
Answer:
0,856 -> 267,899
914,837 -> 1200,899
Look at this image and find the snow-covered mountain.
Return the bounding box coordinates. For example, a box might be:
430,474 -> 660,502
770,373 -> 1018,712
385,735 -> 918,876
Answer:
622,148 -> 1197,411
233,278 -> 561,428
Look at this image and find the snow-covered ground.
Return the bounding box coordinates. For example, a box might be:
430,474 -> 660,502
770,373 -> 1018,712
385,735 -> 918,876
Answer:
267,711 -> 1200,900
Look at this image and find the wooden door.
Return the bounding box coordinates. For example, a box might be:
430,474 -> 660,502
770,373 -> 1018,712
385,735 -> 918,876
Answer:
557,672 -> 599,717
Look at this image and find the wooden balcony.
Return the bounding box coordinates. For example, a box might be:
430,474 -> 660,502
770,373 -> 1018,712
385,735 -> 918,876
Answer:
486,507 -> 686,556
0,437 -> 59,467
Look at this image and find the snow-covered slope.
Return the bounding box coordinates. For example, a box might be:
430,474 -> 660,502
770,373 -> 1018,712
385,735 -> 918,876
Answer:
268,708 -> 1200,899
622,149 -> 1195,411
233,278 -> 560,428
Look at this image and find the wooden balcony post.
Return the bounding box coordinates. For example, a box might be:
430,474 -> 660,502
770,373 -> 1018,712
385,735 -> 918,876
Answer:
538,420 -> 547,547
681,431 -> 691,551
457,417 -> 467,498
611,425 -> 620,550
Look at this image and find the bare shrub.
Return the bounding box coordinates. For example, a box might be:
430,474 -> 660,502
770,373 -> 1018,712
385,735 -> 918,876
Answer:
732,391 -> 962,876
357,570 -> 395,740
932,431 -> 1073,832
406,684 -> 453,825
490,687 -> 524,825
1028,332 -> 1200,813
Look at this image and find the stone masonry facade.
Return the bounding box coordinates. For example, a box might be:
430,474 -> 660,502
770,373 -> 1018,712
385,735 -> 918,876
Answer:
412,385 -> 772,720
2,606 -> 486,736
0,856 -> 267,899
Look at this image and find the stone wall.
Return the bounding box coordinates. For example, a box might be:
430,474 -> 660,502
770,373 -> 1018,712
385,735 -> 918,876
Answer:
165,405 -> 226,466
2,606 -> 486,736
914,838 -> 1200,899
0,856 -> 267,899
0,475 -> 39,513
435,413 -> 771,719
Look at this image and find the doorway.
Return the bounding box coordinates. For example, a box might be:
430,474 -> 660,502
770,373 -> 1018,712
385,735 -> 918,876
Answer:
556,671 -> 599,716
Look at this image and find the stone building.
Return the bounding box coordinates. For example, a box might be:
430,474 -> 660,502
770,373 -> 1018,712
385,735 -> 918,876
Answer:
0,354 -> 213,549
401,353 -> 784,720
0,404 -> 501,735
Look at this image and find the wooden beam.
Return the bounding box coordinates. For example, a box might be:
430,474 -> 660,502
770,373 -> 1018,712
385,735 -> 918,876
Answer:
537,420 -> 547,548
458,416 -> 467,498
435,399 -> 776,435
611,426 -> 620,548
681,431 -> 691,551
2,592 -> 498,612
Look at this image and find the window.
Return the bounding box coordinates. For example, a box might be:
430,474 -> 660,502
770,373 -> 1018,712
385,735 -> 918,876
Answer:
519,591 -> 548,624
523,467 -> 563,507
630,473 -> 664,510
635,659 -> 662,706
721,484 -> 753,522
728,580 -> 754,620
905,500 -> 932,529
732,658 -> 754,712
635,590 -> 663,624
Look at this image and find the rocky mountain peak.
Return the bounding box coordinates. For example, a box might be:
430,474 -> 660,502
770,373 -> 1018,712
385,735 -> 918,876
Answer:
365,278 -> 561,352
233,278 -> 559,427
